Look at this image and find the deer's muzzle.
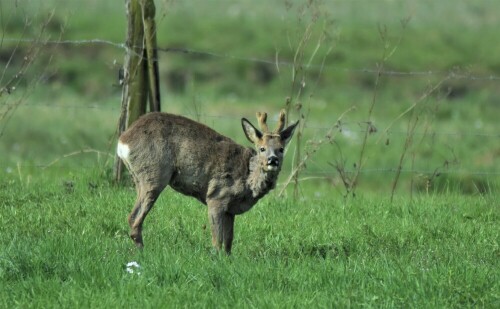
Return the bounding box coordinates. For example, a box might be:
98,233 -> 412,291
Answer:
267,156 -> 279,168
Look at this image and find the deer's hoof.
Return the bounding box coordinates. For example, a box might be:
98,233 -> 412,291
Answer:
130,234 -> 144,249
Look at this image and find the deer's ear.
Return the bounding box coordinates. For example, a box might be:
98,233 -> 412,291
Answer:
241,118 -> 262,144
280,120 -> 299,145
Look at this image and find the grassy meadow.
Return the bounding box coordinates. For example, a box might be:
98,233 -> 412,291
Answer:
1,0 -> 499,307
1,175 -> 498,307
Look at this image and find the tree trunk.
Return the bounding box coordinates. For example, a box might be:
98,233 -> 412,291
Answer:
142,0 -> 161,112
115,0 -> 161,181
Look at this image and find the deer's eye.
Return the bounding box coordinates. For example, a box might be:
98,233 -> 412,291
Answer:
279,147 -> 284,153
259,147 -> 266,152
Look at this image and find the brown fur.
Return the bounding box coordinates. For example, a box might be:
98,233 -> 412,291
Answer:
117,111 -> 298,254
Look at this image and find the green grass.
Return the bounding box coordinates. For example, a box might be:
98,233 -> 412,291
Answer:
0,170 -> 498,307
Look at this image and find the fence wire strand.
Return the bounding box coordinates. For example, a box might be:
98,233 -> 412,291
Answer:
4,162 -> 500,177
3,102 -> 500,138
4,37 -> 500,81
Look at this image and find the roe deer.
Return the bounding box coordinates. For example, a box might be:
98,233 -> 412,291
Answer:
117,110 -> 298,254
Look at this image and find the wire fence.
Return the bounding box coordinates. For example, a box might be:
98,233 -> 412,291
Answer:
4,149 -> 500,178
3,37 -> 500,81
6,165 -> 500,178
5,102 -> 499,139
1,36 -> 499,183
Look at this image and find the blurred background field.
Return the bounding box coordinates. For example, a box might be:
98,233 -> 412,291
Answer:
1,0 -> 499,197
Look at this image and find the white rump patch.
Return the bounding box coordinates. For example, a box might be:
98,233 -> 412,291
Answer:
117,141 -> 130,160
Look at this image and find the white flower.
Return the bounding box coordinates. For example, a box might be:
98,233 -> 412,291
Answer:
125,261 -> 142,275
126,261 -> 140,268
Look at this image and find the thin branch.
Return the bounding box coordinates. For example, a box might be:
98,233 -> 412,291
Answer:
278,107 -> 355,197
43,149 -> 113,169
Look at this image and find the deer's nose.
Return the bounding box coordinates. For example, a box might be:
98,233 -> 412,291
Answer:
267,156 -> 279,167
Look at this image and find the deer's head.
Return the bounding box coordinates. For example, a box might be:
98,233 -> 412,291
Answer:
241,110 -> 298,172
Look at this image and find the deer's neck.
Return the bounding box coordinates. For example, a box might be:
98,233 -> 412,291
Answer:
247,155 -> 279,198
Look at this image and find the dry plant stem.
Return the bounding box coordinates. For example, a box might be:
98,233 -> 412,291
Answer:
1,18 -> 40,93
410,152 -> 416,199
2,9 -> 58,89
350,21 -> 410,197
350,66 -> 382,197
0,2 -> 20,85
390,110 -> 419,202
409,112 -> 436,199
0,12 -> 55,138
377,76 -> 449,144
292,118 -> 302,198
16,162 -> 30,187
43,149 -> 113,169
330,141 -> 352,198
278,107 -> 355,197
286,22 -> 312,198
288,17 -> 332,198
291,23 -> 333,198
388,76 -> 449,201
285,18 -> 317,120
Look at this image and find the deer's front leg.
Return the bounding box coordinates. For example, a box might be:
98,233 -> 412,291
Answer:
207,202 -> 235,254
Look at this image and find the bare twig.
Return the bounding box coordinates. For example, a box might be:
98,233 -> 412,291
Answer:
0,11 -> 56,138
389,76 -> 452,201
279,3 -> 336,199
43,149 -> 113,169
278,107 -> 355,197
349,20 -> 410,197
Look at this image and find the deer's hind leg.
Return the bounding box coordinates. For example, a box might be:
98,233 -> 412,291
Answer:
128,172 -> 170,249
129,188 -> 162,248
128,176 -> 144,228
